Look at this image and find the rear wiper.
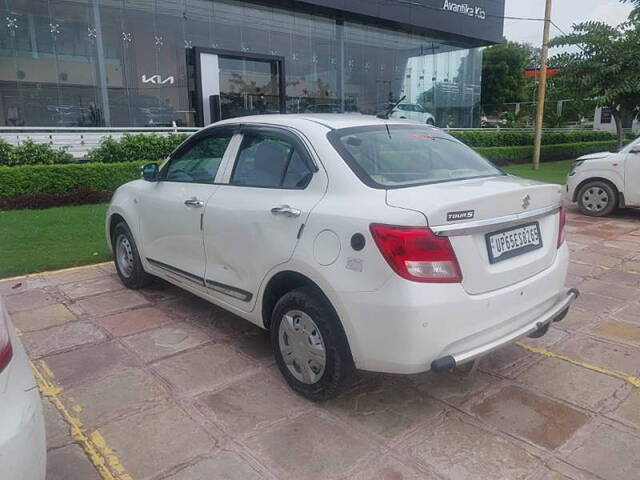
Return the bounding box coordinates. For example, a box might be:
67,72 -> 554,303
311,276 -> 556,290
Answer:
377,95 -> 406,120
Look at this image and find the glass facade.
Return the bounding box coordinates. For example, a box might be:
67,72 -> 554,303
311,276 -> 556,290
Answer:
0,0 -> 483,128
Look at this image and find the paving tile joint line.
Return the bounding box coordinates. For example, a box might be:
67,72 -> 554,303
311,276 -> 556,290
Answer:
30,359 -> 134,480
516,341 -> 640,388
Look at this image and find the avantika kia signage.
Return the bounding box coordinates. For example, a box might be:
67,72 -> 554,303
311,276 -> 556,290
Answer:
442,0 -> 487,20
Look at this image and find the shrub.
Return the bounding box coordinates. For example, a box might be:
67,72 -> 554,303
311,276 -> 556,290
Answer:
451,130 -> 616,147
0,188 -> 112,210
475,140 -> 617,165
0,139 -> 74,166
0,161 -> 145,198
88,133 -> 188,163
0,139 -> 12,165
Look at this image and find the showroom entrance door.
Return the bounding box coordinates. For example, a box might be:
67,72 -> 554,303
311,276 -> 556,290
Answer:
195,48 -> 286,126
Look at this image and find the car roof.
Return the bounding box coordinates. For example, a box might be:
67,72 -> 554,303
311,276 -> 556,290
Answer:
211,114 -> 430,131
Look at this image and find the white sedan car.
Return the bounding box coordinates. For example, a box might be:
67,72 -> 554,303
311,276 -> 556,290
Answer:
107,115 -> 577,400
567,137 -> 640,216
0,298 -> 47,479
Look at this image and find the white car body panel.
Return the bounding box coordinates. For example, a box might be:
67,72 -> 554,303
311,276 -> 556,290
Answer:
107,114 -> 573,373
338,244 -> 568,373
386,177 -> 563,294
625,150 -> 640,205
0,299 -> 46,480
567,145 -> 639,207
201,167 -> 327,312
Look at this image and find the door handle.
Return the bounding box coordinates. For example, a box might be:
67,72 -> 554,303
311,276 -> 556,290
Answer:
270,205 -> 301,218
184,197 -> 204,208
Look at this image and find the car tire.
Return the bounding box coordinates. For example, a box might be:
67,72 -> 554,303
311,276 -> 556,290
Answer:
426,118 -> 435,126
271,286 -> 354,401
112,221 -> 152,289
577,180 -> 617,217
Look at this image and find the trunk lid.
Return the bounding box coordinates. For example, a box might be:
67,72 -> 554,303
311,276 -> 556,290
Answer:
386,175 -> 563,294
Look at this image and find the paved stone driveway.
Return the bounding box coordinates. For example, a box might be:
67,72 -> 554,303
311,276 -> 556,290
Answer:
2,204 -> 640,480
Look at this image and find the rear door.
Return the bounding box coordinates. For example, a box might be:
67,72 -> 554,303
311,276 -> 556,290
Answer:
137,127 -> 236,282
202,126 -> 327,311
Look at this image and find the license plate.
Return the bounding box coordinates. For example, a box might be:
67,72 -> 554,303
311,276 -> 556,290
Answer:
485,222 -> 542,264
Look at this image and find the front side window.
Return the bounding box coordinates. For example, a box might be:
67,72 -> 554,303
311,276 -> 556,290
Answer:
328,125 -> 503,189
231,134 -> 312,189
164,133 -> 232,183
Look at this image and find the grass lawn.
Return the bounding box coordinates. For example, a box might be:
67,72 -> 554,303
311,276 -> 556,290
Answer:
502,159 -> 573,185
0,203 -> 111,279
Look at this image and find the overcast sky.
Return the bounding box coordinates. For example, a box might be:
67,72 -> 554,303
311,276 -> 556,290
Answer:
504,0 -> 633,50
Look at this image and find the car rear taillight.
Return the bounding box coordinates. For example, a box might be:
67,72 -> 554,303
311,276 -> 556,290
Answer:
0,314 -> 12,374
370,224 -> 462,283
557,206 -> 566,248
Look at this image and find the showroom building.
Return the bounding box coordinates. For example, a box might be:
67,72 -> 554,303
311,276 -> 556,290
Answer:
0,0 -> 505,128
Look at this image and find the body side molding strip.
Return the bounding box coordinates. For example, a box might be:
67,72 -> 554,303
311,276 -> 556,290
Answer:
146,258 -> 204,284
204,278 -> 253,302
147,257 -> 253,302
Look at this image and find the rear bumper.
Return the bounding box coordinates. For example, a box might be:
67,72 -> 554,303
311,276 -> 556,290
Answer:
431,287 -> 578,372
337,244 -> 570,374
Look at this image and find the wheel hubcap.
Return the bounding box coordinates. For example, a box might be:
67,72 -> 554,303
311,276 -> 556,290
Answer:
278,309 -> 326,384
582,187 -> 609,212
115,234 -> 134,278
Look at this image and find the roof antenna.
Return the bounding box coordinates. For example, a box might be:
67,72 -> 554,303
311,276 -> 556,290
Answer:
377,95 -> 406,119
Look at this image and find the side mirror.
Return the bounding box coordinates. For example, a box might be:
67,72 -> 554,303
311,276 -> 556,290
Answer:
140,163 -> 159,181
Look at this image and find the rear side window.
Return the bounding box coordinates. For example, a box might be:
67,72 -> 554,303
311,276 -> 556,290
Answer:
231,134 -> 312,189
328,125 -> 502,189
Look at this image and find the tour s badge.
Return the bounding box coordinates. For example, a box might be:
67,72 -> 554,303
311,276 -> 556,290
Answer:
447,210 -> 475,222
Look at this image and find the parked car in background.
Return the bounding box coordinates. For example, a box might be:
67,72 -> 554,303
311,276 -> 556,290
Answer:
381,103 -> 436,125
480,114 -> 507,128
107,114 -> 577,400
0,298 -> 46,480
304,103 -> 361,114
567,136 -> 640,216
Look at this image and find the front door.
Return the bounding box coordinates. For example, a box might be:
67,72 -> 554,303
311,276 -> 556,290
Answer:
137,127 -> 237,283
202,126 -> 327,311
624,149 -> 640,205
197,49 -> 286,126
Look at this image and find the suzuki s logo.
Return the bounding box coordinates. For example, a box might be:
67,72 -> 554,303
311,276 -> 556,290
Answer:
141,74 -> 175,85
522,194 -> 531,210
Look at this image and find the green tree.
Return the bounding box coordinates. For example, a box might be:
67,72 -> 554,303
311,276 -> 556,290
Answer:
551,20 -> 640,149
481,41 -> 531,114
621,0 -> 640,20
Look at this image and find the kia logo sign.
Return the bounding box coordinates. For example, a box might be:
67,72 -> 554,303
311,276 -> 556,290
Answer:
141,74 -> 175,85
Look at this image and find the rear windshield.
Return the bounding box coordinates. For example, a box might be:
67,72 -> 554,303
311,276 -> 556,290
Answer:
327,125 -> 503,189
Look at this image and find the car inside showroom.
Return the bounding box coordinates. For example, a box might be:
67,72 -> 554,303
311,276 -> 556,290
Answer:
0,0 -> 505,128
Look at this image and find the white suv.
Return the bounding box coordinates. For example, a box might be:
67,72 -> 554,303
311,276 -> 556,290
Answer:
567,137 -> 640,216
385,103 -> 436,125
107,115 -> 577,400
